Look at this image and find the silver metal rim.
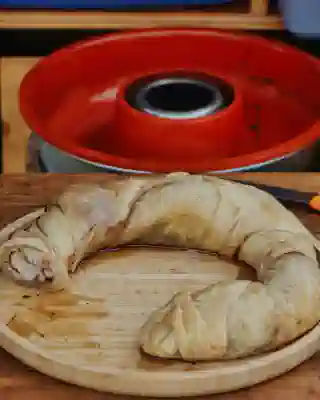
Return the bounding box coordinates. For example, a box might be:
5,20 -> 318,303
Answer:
38,137 -> 300,174
132,76 -> 224,120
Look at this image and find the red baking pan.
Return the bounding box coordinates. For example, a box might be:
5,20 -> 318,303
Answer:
19,29 -> 320,173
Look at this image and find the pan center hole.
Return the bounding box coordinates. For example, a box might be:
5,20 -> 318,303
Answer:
144,80 -> 215,113
127,75 -> 229,120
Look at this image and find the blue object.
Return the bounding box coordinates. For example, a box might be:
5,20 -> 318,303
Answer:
279,0 -> 320,39
0,0 -> 231,9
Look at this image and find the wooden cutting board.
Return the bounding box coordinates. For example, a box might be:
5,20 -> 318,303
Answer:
0,173 -> 320,400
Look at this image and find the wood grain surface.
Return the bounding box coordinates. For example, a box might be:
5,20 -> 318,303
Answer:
0,173 -> 319,399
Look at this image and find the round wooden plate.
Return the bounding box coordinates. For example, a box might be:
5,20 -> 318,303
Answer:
0,210 -> 320,397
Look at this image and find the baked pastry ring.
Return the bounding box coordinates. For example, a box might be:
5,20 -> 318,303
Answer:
1,173 -> 320,361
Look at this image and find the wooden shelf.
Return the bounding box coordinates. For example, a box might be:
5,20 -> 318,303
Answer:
1,58 -> 38,173
0,0 -> 282,30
